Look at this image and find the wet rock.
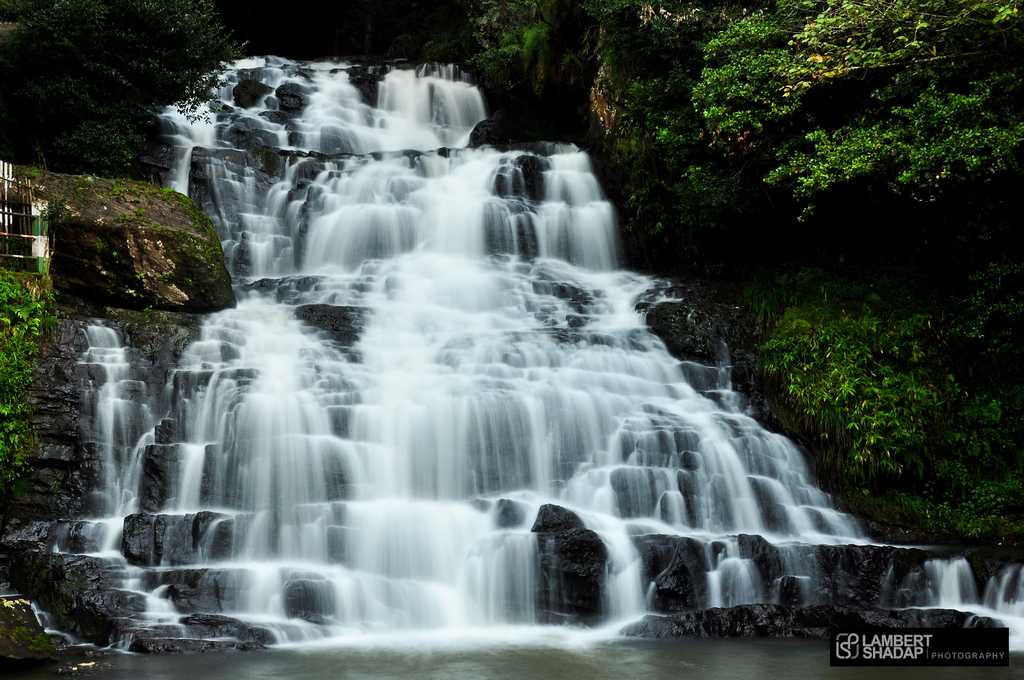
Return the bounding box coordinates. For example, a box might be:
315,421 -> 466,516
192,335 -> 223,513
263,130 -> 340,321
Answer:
536,528 -> 608,623
232,80 -> 272,108
495,499 -> 527,528
468,110 -> 510,148
129,637 -> 262,654
345,63 -> 387,103
8,552 -> 145,645
531,504 -> 584,533
136,140 -> 177,186
138,444 -> 180,513
283,577 -> 335,622
620,604 -> 997,639
0,595 -> 56,668
0,521 -> 54,555
122,512 -> 233,566
148,568 -> 248,614
635,534 -> 709,611
224,117 -> 279,151
811,543 -> 930,608
275,82 -> 309,112
294,304 -> 367,349
644,301 -> 722,364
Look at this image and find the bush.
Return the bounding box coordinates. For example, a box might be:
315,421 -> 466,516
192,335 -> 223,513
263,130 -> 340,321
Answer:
0,0 -> 239,175
751,266 -> 1024,540
0,271 -> 54,503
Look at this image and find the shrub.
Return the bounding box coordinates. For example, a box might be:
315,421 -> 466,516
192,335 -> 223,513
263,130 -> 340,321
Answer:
0,271 -> 54,503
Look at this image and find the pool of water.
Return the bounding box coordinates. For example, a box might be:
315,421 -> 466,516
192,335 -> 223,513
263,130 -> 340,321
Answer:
11,640 -> 1024,679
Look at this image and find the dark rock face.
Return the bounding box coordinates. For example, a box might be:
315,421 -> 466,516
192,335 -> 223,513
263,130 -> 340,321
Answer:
138,445 -> 180,513
468,110 -> 510,148
621,604 -> 996,639
644,301 -> 723,365
294,304 -> 367,349
232,80 -> 273,108
637,280 -> 774,433
0,305 -> 200,532
0,595 -> 56,668
121,512 -> 233,566
8,552 -> 146,645
143,568 -> 249,614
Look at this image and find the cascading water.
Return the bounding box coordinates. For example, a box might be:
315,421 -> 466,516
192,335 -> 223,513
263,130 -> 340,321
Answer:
57,57 -> 879,649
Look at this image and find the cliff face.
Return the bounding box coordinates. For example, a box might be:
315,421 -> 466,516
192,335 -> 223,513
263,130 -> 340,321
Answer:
1,168 -> 232,602
25,170 -> 235,313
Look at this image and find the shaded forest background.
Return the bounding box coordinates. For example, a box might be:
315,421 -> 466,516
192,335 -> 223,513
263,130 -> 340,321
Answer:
1,0 -> 1022,539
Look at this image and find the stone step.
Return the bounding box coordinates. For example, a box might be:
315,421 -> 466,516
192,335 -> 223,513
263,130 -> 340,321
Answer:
633,533 -> 936,612
620,604 -> 997,639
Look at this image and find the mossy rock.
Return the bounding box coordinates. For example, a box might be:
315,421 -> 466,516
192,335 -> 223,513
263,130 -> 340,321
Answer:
20,168 -> 234,313
0,595 -> 56,667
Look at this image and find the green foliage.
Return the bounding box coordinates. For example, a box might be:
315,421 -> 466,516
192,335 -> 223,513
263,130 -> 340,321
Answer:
696,0 -> 1024,221
752,267 -> 1024,539
0,0 -> 239,175
466,0 -> 594,94
0,271 -> 54,502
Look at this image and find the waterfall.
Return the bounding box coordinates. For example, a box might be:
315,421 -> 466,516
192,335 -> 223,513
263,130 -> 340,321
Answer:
60,57 -> 869,648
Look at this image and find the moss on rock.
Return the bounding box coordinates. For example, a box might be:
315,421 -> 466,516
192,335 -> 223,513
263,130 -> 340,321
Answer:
21,169 -> 234,313
0,595 -> 56,666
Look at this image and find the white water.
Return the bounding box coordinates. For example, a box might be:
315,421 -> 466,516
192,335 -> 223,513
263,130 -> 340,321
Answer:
66,58 -> 872,649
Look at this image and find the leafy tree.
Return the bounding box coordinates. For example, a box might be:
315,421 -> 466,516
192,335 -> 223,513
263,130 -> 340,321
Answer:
0,0 -> 239,175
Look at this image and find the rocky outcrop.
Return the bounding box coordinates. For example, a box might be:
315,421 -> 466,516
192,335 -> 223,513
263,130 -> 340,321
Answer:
637,280 -> 767,422
0,595 -> 56,668
532,504 -> 607,623
0,304 -> 200,530
7,552 -> 146,645
621,604 -> 996,639
25,170 -> 234,313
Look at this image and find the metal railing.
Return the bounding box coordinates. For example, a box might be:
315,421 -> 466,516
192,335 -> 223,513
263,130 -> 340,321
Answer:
1,160 -> 50,273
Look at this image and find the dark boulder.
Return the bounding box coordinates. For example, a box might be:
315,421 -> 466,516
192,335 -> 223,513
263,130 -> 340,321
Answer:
232,80 -> 273,108
275,82 -> 309,112
531,504 -> 585,533
535,527 -> 607,623
32,170 -> 234,313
